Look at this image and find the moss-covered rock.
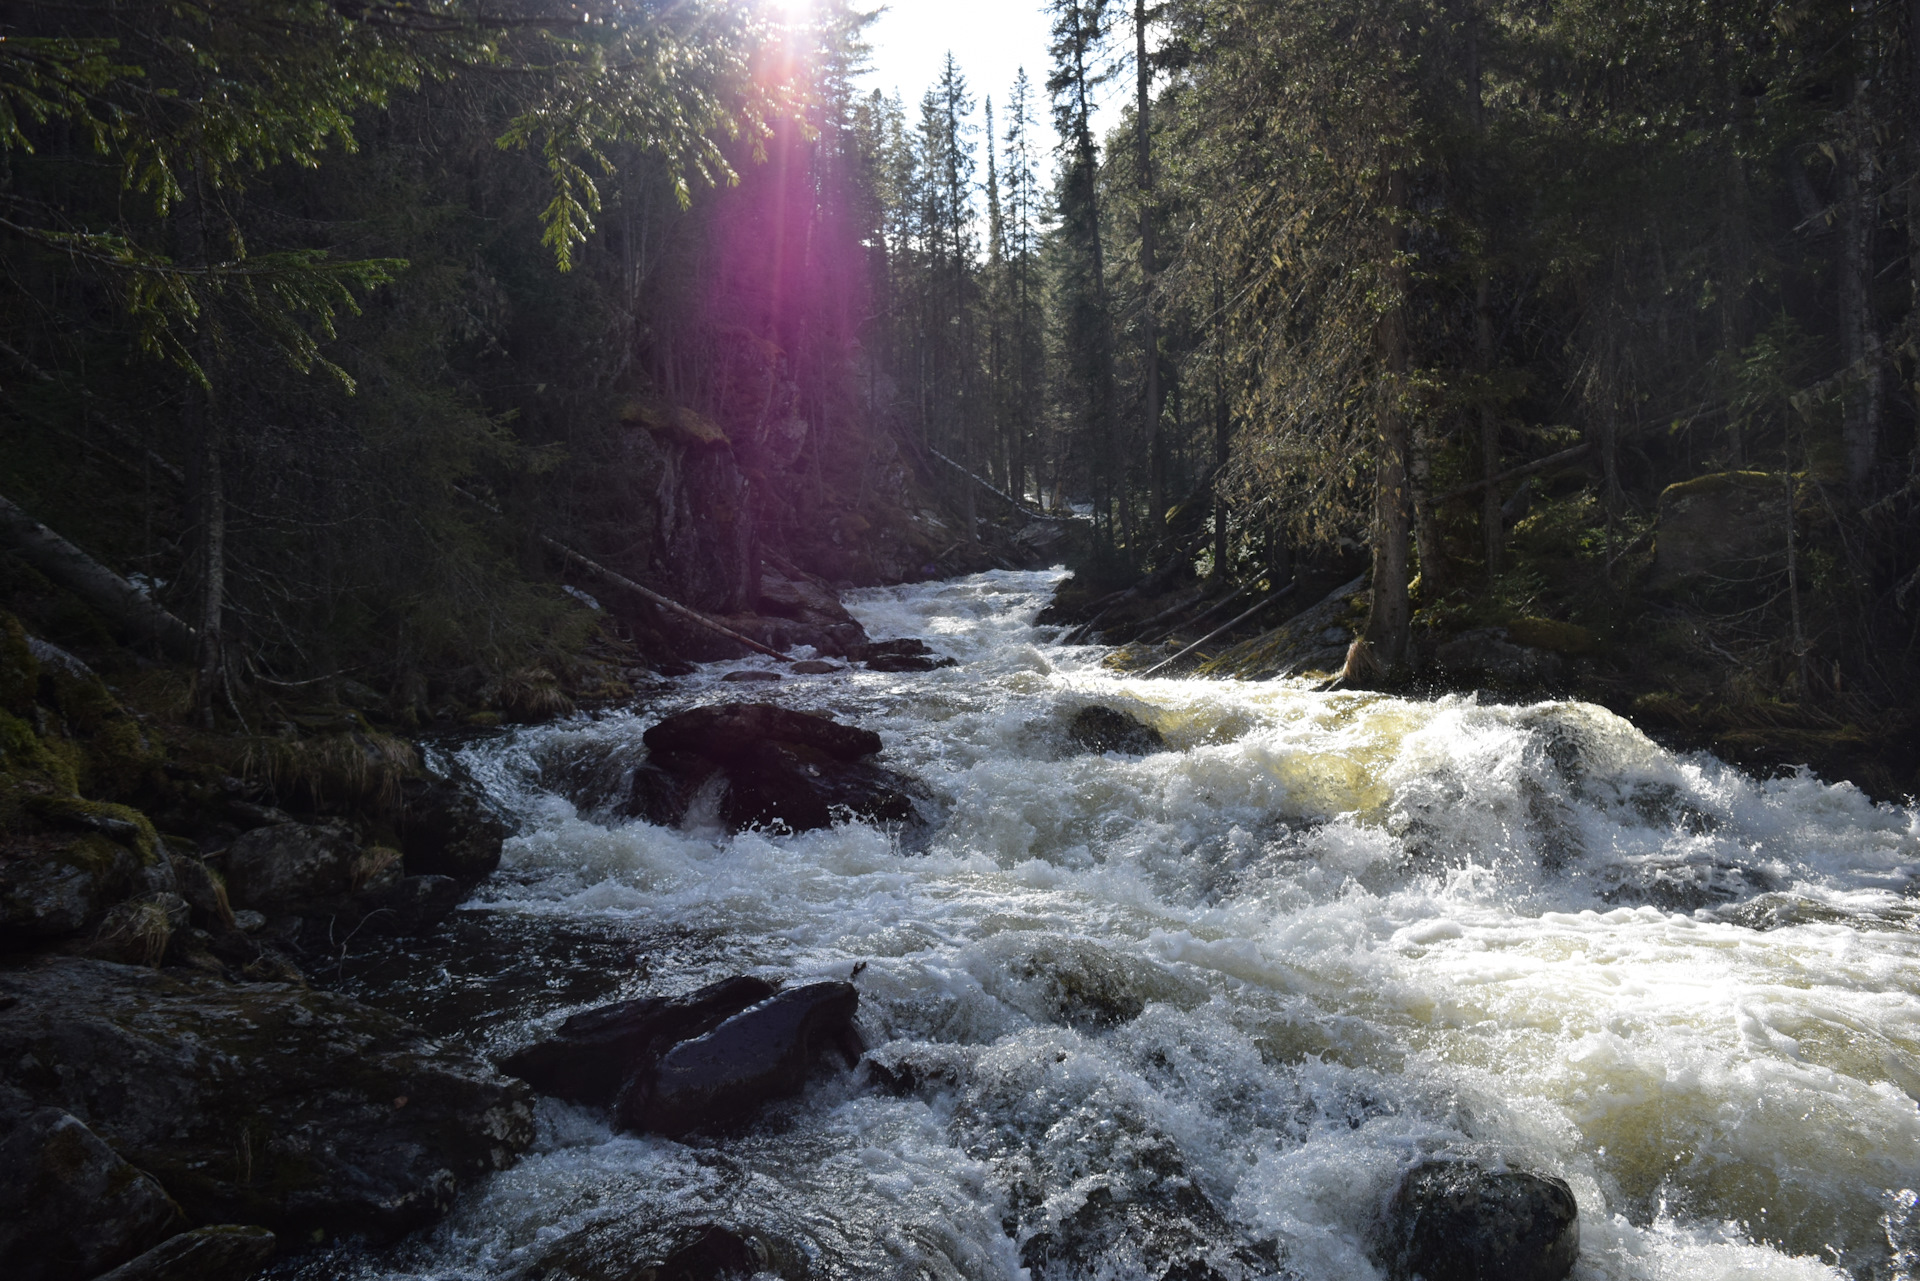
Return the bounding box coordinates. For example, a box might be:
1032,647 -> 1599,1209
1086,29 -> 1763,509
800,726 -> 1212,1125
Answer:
1503,617 -> 1595,655
0,613 -> 38,718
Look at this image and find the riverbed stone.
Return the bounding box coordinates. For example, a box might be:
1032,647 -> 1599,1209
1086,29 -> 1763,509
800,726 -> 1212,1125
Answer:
621,981 -> 862,1137
89,1224 -> 277,1281
499,975 -> 779,1106
0,955 -> 533,1239
0,1087 -> 183,1281
1066,705 -> 1167,756
1377,1159 -> 1579,1281
398,773 -> 507,885
854,637 -> 957,672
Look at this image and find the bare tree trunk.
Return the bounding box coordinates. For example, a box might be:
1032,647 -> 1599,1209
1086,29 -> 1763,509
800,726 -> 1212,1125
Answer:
180,163 -> 228,726
1410,419 -> 1446,596
1840,77 -> 1884,504
1136,0 -> 1164,538
1212,273 -> 1230,579
1364,165 -> 1414,672
1475,277 -> 1502,580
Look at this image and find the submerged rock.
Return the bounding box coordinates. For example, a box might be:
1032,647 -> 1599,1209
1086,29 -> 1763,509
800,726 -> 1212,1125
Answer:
623,981 -> 862,1137
0,956 -> 533,1239
0,1087 -> 183,1281
853,637 -> 956,672
1066,705 -> 1167,756
91,1225 -> 276,1281
1377,1159 -> 1579,1281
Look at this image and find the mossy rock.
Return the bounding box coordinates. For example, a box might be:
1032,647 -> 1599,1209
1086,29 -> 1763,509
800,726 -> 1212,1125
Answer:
1504,618 -> 1595,655
1,708 -> 79,802
0,830 -> 151,944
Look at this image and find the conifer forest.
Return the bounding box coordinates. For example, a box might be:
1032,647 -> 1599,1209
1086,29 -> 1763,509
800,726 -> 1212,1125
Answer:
5,4 -> 1920,1281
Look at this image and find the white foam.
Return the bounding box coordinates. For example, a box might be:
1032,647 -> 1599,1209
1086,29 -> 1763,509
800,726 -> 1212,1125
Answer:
375,568 -> 1920,1281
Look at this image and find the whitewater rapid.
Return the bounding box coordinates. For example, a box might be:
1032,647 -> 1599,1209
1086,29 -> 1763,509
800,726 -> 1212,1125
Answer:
297,569 -> 1920,1280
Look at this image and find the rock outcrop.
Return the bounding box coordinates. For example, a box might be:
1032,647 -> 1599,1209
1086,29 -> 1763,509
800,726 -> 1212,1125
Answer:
91,1225 -> 277,1281
0,956 -> 533,1240
1376,1158 -> 1580,1281
398,772 -> 508,885
221,820 -> 463,937
628,703 -> 923,834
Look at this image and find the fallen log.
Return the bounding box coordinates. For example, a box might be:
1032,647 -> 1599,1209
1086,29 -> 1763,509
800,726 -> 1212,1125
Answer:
1139,580 -> 1297,678
0,492 -> 197,660
452,487 -> 795,664
1435,443 -> 1592,506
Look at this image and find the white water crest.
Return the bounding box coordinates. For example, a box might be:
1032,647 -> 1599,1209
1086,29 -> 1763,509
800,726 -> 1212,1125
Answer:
314,569 -> 1920,1281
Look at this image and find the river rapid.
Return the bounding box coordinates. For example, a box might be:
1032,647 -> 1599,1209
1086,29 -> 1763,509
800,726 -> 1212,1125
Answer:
296,569 -> 1920,1281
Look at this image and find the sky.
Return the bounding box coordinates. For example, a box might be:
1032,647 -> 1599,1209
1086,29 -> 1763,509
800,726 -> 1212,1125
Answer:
851,0 -> 1129,162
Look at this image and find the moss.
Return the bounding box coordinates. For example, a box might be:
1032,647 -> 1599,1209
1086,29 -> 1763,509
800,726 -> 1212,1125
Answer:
1505,618 -> 1595,654
26,795 -> 163,865
464,710 -> 502,728
1,706 -> 80,799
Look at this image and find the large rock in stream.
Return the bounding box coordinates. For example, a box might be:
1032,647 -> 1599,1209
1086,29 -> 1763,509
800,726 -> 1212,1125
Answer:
1376,1158 -> 1580,1281
629,703 -> 924,834
501,978 -> 863,1139
0,956 -> 533,1240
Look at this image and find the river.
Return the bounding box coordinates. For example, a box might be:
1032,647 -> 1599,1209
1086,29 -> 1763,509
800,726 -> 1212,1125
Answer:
291,568 -> 1920,1281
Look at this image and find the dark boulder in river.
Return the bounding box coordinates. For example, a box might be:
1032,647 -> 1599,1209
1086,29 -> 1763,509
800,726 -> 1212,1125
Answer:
498,975 -> 778,1106
0,956 -> 533,1240
643,702 -> 882,762
502,978 -> 862,1139
852,636 -> 956,672
398,772 -> 507,885
631,703 -> 923,834
622,981 -> 862,1138
1377,1159 -> 1579,1281
1066,705 -> 1167,756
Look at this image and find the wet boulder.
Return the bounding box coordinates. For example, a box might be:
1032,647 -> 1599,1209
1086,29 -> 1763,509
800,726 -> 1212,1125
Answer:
621,981 -> 862,1137
720,740 -> 920,832
499,975 -> 779,1106
1066,706 -> 1166,757
632,704 -> 923,834
0,955 -> 533,1240
1376,1159 -> 1579,1281
853,637 -> 956,672
398,773 -> 508,885
0,1087 -> 184,1281
91,1225 -> 276,1281
644,702 -> 881,762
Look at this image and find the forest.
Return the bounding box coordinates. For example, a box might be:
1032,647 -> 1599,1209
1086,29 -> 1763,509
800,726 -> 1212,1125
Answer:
6,5 -> 1920,1281
5,0 -> 1919,794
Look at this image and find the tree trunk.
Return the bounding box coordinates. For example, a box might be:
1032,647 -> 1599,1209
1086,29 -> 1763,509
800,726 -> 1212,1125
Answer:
1364,165 -> 1414,672
1839,76 -> 1883,504
1213,274 -> 1230,579
1475,277 -> 1502,580
1136,0 -> 1164,537
0,494 -> 198,660
1410,419 -> 1446,596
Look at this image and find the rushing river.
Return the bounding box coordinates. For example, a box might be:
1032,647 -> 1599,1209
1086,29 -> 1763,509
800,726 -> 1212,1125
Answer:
297,569 -> 1920,1281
